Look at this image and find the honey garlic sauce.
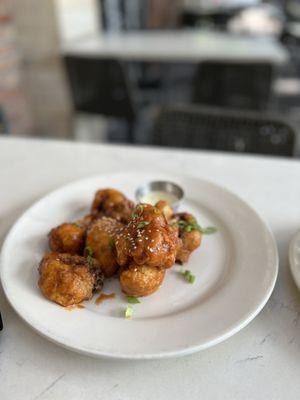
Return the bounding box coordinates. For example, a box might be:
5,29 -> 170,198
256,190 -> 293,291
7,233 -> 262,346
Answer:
95,293 -> 115,305
66,304 -> 85,311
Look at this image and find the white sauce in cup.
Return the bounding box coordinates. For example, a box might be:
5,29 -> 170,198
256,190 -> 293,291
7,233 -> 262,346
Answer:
140,191 -> 178,205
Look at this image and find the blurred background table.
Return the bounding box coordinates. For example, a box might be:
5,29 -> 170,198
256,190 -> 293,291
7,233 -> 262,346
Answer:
1,136 -> 300,400
62,30 -> 288,63
2,0 -> 300,155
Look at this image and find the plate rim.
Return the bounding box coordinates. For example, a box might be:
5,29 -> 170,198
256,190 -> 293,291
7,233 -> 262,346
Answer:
0,172 -> 279,359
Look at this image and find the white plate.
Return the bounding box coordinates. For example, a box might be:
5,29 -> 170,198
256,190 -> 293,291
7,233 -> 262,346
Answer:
0,172 -> 278,359
289,230 -> 300,290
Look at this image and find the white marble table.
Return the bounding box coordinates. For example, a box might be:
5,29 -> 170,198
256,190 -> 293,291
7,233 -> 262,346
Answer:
1,137 -> 300,400
62,30 -> 288,64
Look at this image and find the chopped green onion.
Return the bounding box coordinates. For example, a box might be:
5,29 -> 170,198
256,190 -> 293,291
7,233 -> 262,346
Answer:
132,204 -> 144,218
72,222 -> 81,228
154,208 -> 161,214
84,246 -> 94,257
181,269 -> 196,284
200,226 -> 218,234
125,305 -> 133,319
178,220 -> 199,232
108,238 -> 115,252
127,296 -> 140,304
177,220 -> 187,227
137,221 -> 150,229
185,224 -> 194,232
84,246 -> 94,265
84,246 -> 93,257
177,219 -> 217,235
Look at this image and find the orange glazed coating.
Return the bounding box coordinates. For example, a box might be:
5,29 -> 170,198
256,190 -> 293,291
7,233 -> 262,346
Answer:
48,222 -> 87,255
91,188 -> 134,224
86,217 -> 123,277
38,252 -> 104,307
115,204 -> 179,269
120,264 -> 165,297
174,213 -> 202,264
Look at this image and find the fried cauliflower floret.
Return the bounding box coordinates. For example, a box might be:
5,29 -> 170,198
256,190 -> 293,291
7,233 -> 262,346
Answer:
173,213 -> 202,264
38,252 -> 104,307
155,200 -> 173,222
48,223 -> 86,255
115,204 -> 179,269
85,217 -> 123,277
91,188 -> 134,224
120,264 -> 165,297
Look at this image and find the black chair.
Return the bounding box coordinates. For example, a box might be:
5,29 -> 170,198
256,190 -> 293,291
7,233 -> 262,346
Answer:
192,62 -> 274,111
99,0 -> 144,31
152,105 -> 295,157
64,56 -> 136,142
180,9 -> 234,30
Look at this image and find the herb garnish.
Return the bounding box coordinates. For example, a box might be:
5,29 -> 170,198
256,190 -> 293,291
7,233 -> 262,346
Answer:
136,204 -> 144,212
137,221 -> 150,229
125,305 -> 133,319
127,296 -> 140,304
108,238 -> 115,252
132,204 -> 144,218
84,246 -> 94,265
181,270 -> 196,284
176,220 -> 217,234
201,226 -> 218,234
